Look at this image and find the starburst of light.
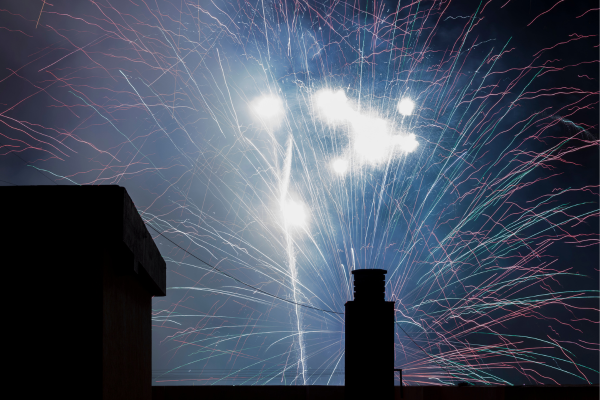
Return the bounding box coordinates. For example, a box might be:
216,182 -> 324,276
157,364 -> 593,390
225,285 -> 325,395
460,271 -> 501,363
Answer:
253,94 -> 284,123
397,98 -> 415,116
282,199 -> 307,228
314,89 -> 354,124
332,159 -> 349,175
392,133 -> 419,153
1,0 -> 597,388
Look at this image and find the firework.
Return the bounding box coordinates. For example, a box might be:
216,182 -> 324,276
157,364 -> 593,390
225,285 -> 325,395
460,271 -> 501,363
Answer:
0,0 -> 598,387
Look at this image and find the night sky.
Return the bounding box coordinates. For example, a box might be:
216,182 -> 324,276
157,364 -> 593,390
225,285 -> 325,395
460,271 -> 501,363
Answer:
0,0 -> 598,386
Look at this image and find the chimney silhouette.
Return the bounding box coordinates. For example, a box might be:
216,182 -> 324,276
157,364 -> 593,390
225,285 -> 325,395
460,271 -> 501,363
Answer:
345,269 -> 395,400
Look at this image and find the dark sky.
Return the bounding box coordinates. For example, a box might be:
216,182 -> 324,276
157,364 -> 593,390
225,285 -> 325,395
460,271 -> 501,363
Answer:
0,0 -> 598,386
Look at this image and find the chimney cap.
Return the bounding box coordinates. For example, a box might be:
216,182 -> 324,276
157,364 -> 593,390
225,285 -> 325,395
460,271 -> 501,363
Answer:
351,269 -> 387,301
351,269 -> 387,275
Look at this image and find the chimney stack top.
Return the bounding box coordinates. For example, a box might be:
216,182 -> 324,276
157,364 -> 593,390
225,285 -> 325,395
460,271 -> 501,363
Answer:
351,269 -> 387,301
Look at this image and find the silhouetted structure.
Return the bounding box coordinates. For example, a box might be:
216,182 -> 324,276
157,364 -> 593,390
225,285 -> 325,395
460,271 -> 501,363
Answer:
4,186 -> 596,400
4,185 -> 166,400
345,269 -> 395,400
152,385 -> 599,400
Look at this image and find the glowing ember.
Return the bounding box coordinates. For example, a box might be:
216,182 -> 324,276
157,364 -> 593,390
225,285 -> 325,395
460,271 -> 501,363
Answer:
332,158 -> 349,175
314,89 -> 353,124
281,199 -> 307,228
397,98 -> 415,116
253,94 -> 284,121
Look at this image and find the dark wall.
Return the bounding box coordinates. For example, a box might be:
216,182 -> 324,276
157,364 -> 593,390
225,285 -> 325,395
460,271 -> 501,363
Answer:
4,186 -> 165,400
103,247 -> 152,400
345,301 -> 395,400
152,385 -> 599,400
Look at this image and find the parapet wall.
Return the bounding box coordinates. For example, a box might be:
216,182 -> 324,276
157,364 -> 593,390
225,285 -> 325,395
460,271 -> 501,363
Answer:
153,385 -> 599,400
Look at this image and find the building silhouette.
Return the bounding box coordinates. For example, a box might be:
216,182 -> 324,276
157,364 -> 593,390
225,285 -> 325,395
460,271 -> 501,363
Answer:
3,186 -> 597,399
4,185 -> 166,400
345,269 -> 395,400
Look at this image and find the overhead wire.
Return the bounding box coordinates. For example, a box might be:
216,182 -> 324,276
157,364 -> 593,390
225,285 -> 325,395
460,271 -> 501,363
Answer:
147,223 -> 449,377
1,174 -> 450,377
146,223 -> 344,315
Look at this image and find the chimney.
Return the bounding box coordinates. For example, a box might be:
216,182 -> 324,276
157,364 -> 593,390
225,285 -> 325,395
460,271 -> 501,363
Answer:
345,269 -> 395,400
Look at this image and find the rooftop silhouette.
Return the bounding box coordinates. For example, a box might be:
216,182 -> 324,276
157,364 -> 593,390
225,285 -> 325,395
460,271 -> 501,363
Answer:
4,185 -> 166,400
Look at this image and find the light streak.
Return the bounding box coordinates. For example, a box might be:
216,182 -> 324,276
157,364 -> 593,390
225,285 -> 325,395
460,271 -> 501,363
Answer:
36,1 -> 46,29
280,136 -> 307,384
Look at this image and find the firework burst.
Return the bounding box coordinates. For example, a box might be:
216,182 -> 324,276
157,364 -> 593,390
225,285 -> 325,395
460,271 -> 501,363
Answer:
0,0 -> 598,386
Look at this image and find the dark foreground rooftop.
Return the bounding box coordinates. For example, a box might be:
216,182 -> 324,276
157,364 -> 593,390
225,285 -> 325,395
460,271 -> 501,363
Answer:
153,385 -> 598,400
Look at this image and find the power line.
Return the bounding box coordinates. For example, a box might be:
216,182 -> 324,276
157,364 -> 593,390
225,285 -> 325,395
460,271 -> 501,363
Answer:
2,143 -> 59,185
146,224 -> 344,315
147,224 -> 447,372
2,178 -> 445,370
395,322 -> 459,382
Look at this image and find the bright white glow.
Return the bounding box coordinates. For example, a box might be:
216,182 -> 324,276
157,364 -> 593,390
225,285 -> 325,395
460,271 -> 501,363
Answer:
282,199 -> 307,228
393,133 -> 419,153
314,89 -> 354,123
351,114 -> 392,164
253,94 -> 284,121
397,98 -> 415,116
332,158 -> 349,175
